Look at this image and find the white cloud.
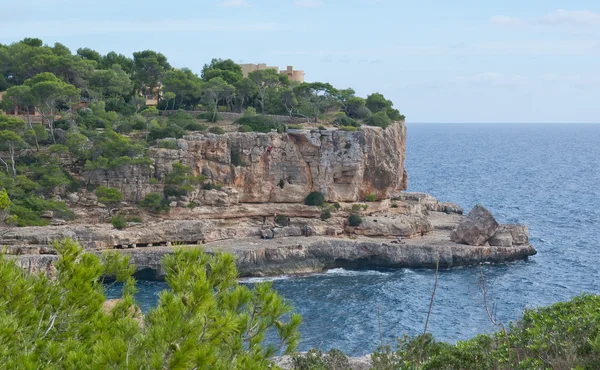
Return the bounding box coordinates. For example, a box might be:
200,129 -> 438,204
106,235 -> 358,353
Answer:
294,0 -> 322,8
488,15 -> 525,27
217,0 -> 248,7
540,9 -> 600,26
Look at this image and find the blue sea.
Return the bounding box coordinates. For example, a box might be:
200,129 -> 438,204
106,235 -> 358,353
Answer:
106,123 -> 600,356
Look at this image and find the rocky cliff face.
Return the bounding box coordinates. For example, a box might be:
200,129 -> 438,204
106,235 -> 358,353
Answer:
84,123 -> 408,203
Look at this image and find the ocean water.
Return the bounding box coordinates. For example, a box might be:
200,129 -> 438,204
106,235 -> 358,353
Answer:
106,123 -> 600,356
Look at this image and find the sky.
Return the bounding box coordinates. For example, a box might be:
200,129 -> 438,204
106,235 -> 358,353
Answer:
1,0 -> 599,123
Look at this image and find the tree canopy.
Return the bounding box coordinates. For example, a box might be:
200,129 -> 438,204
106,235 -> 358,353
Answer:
0,238 -> 302,369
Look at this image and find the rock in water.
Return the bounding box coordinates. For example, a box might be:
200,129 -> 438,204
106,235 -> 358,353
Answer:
451,204 -> 499,246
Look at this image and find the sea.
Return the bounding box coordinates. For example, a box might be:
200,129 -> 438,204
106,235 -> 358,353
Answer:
106,123 -> 600,356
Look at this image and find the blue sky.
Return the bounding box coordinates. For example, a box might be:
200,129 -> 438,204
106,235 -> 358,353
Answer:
2,0 -> 600,123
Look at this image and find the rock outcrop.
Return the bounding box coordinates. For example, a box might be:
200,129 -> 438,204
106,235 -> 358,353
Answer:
3,121 -> 537,279
82,124 -> 407,204
451,204 -> 499,246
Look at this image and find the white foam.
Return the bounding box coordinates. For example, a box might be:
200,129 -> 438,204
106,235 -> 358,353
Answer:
239,276 -> 291,284
324,268 -> 390,277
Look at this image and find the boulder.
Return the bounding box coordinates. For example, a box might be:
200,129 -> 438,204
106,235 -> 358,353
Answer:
451,204 -> 499,246
496,224 -> 529,245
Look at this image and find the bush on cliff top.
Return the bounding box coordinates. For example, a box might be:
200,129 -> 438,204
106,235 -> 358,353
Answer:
0,238 -> 301,369
234,115 -> 286,133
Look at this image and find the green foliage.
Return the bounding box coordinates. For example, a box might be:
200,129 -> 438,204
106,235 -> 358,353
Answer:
333,202 -> 341,210
95,186 -> 123,207
364,193 -> 377,202
293,348 -> 350,370
371,294 -> 600,370
238,124 -> 253,133
339,125 -> 358,132
126,216 -> 143,223
318,125 -> 326,130
197,111 -> 223,122
275,214 -> 291,226
138,192 -> 169,212
243,106 -> 257,117
320,209 -> 332,221
333,113 -> 360,128
163,162 -> 202,198
304,191 -> 326,207
157,139 -> 178,149
365,111 -> 392,129
234,115 -> 286,133
110,214 -> 127,229
288,124 -> 304,129
0,238 -> 301,369
209,126 -> 225,135
348,213 -> 363,226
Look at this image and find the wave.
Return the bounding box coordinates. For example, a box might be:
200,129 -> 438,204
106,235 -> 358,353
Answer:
239,276 -> 292,284
324,268 -> 392,277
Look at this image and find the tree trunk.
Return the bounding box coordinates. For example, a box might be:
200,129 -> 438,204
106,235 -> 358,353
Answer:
25,110 -> 40,151
0,157 -> 9,176
9,144 -> 16,178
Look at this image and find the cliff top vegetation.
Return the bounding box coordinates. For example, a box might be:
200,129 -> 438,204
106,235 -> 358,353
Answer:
0,37 -> 405,227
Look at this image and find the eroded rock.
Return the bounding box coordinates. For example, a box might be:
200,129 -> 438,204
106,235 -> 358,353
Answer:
451,204 -> 499,246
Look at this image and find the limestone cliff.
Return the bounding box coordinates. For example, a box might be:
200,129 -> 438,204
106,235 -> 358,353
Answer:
83,123 -> 408,203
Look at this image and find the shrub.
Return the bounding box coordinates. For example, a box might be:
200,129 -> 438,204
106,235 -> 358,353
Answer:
293,349 -> 350,370
275,214 -> 291,226
110,215 -> 127,230
238,125 -> 253,133
304,191 -> 325,207
351,204 -> 362,212
234,115 -> 286,133
243,107 -> 257,117
149,177 -> 159,185
339,126 -> 358,132
320,209 -> 332,221
318,125 -> 326,130
95,186 -> 123,210
391,203 -> 398,208
209,126 -> 225,135
333,115 -> 360,128
348,214 -> 362,227
126,216 -> 143,223
371,294 -> 600,370
185,122 -> 207,131
158,140 -> 178,149
197,112 -> 222,122
287,124 -> 304,130
333,202 -> 341,210
163,185 -> 187,197
138,192 -> 169,212
365,110 -> 392,128
187,201 -> 198,208
202,183 -> 222,191
365,193 -> 377,202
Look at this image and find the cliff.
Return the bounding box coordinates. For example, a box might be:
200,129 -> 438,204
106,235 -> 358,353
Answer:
83,124 -> 408,204
3,122 -> 536,277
